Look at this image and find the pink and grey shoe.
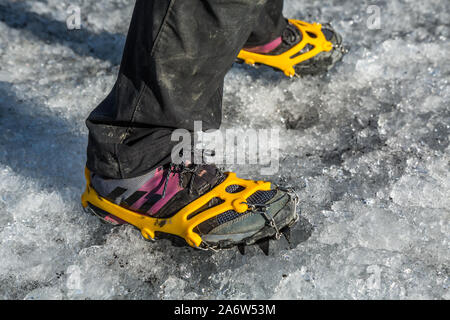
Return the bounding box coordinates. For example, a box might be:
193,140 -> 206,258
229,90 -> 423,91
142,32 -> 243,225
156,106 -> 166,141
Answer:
238,19 -> 346,76
83,163 -> 299,254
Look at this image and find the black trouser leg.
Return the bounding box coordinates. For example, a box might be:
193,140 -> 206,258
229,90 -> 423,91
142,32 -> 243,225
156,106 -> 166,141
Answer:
245,0 -> 286,47
86,0 -> 286,179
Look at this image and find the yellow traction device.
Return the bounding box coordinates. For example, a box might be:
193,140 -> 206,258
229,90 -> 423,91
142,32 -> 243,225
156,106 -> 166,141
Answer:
81,168 -> 271,248
237,19 -> 333,77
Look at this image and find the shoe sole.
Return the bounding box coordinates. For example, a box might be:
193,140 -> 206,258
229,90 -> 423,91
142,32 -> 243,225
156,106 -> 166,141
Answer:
84,195 -> 299,252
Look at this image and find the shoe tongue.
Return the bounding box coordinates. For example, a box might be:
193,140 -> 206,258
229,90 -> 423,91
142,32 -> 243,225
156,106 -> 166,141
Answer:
181,164 -> 225,196
282,24 -> 302,46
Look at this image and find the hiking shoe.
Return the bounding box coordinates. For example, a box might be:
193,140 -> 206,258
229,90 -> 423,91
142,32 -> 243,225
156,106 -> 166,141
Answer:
238,19 -> 346,77
81,163 -> 299,253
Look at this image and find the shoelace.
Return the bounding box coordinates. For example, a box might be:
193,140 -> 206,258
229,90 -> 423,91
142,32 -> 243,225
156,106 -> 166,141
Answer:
161,163 -> 201,199
161,163 -> 225,199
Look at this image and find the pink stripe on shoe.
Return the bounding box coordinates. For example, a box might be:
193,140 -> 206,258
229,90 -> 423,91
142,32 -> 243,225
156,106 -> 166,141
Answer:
104,214 -> 128,225
130,167 -> 183,215
244,36 -> 282,54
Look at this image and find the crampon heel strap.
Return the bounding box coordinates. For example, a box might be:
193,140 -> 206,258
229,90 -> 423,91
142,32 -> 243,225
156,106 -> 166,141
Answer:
238,19 -> 333,77
81,168 -> 271,248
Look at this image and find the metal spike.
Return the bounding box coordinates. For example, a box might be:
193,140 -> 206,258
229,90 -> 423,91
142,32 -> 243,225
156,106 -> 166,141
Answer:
257,239 -> 270,256
237,244 -> 246,256
282,227 -> 291,244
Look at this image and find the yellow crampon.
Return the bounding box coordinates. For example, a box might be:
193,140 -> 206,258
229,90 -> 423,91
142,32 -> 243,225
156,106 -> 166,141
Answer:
237,19 -> 333,77
81,168 -> 271,248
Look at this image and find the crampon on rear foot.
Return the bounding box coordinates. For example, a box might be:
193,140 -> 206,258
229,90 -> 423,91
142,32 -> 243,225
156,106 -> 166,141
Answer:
237,19 -> 347,77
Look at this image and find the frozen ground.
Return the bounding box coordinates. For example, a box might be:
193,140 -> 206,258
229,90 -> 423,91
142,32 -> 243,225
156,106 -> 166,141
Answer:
0,0 -> 449,299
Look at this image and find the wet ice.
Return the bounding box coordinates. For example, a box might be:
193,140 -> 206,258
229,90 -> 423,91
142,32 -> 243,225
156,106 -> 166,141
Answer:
0,0 -> 448,299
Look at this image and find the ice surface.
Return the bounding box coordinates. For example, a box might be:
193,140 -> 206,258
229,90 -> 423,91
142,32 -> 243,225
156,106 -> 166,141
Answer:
0,0 -> 448,299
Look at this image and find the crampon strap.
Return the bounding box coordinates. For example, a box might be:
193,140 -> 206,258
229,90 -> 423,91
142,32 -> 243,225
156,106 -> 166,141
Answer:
81,168 -> 271,248
238,19 -> 333,77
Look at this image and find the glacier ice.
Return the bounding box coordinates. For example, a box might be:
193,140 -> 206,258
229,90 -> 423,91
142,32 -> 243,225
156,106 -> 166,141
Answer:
0,0 -> 448,299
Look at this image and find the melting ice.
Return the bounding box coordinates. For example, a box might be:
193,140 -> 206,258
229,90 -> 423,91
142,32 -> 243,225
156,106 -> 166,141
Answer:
0,0 -> 448,299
